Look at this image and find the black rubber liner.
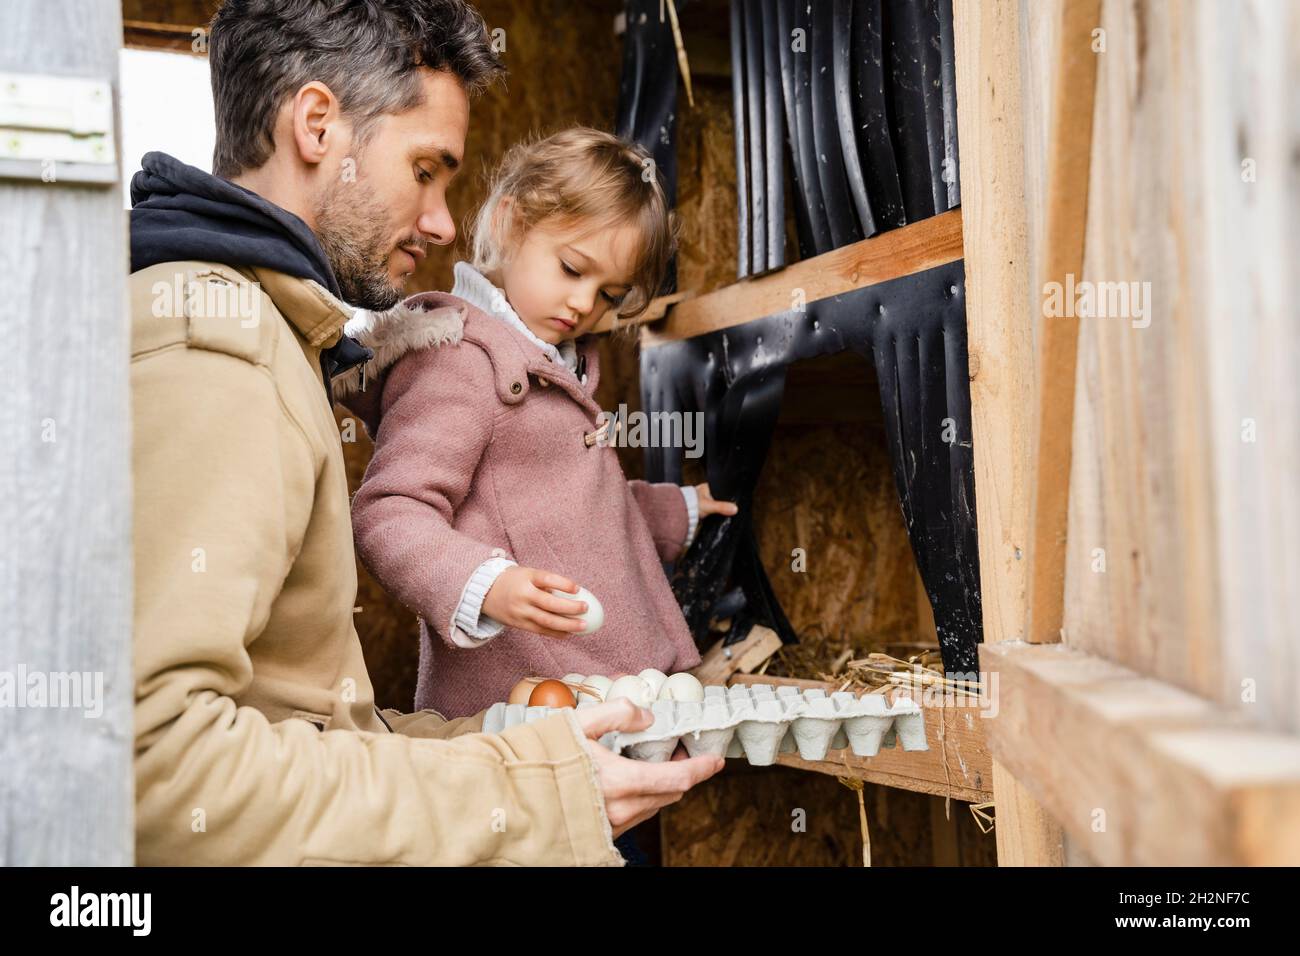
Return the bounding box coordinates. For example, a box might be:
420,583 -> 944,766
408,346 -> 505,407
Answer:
641,260 -> 982,675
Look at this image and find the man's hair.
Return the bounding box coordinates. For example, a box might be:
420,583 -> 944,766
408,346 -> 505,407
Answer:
208,0 -> 505,178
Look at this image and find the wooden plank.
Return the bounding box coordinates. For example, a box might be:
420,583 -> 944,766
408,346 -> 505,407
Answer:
590,289 -> 694,335
1063,0 -> 1299,736
123,19 -> 207,55
1191,0 -> 1300,736
952,0 -> 1066,865
690,626 -> 784,685
730,675 -> 994,804
0,0 -> 133,865
121,1 -> 218,52
637,210 -> 963,346
1024,0 -> 1103,644
980,641 -> 1300,866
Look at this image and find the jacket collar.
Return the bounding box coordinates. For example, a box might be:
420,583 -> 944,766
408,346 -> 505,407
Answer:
451,261 -> 579,372
249,266 -> 353,348
247,267 -> 373,404
334,292 -> 467,399
336,285 -> 603,416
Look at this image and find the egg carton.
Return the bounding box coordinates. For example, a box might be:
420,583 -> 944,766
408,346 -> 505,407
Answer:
481,684 -> 927,767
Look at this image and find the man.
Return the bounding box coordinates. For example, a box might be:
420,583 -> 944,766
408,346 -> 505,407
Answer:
129,0 -> 721,865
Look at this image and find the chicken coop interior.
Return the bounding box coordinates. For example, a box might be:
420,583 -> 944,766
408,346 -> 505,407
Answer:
84,0 -> 1300,868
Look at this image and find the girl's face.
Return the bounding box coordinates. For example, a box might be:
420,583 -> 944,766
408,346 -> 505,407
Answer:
494,215 -> 641,346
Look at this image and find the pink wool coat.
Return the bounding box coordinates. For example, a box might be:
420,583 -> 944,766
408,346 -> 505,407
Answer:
344,291 -> 702,718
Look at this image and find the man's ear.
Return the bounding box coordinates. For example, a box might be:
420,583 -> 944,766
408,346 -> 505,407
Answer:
289,81 -> 343,168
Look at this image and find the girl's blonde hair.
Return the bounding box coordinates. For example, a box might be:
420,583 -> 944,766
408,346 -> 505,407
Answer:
469,127 -> 678,319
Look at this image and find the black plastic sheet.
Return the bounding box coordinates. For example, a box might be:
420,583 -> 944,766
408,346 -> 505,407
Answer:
642,261 -> 981,675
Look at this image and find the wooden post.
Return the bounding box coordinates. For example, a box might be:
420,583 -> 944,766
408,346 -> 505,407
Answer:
1024,0 -> 1102,645
952,0 -> 1064,866
0,0 -> 133,864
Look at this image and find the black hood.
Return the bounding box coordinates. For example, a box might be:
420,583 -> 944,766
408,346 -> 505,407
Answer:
129,151 -> 371,397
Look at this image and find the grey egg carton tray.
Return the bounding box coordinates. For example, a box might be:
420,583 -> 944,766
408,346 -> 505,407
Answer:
482,683 -> 927,766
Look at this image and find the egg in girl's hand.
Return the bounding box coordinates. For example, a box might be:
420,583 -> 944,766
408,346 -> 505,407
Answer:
528,679 -> 577,708
605,674 -> 653,709
547,585 -> 604,634
658,672 -> 705,702
508,677 -> 543,705
637,668 -> 668,698
577,674 -> 612,702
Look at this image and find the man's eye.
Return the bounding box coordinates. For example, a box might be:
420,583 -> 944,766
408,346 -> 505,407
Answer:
561,261 -> 580,278
416,166 -> 433,183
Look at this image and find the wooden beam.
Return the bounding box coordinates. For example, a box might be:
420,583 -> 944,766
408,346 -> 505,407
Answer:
123,19 -> 207,55
636,210 -> 963,346
952,0 -> 1065,866
0,0 -> 133,865
690,626 -> 783,685
730,675 -> 994,804
591,289 -> 694,335
1025,0 -> 1103,644
980,641 -> 1300,866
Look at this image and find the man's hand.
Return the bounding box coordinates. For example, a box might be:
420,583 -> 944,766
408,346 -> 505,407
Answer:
573,699 -> 725,838
481,566 -> 587,638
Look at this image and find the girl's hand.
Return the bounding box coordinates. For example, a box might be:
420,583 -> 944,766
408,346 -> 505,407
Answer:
481,565 -> 589,638
694,483 -> 739,519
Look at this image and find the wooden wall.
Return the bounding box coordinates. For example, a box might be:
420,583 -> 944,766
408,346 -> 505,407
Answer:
963,0 -> 1300,866
2,0 -> 134,864
1062,0 -> 1299,736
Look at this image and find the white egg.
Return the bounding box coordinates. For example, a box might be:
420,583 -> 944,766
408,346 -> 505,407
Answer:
578,674 -> 613,703
637,668 -> 668,698
548,585 -> 605,634
658,672 -> 705,702
606,675 -> 653,709
561,673 -> 586,685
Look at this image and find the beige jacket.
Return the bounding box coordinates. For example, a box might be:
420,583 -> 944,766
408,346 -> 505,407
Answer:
129,260 -> 623,865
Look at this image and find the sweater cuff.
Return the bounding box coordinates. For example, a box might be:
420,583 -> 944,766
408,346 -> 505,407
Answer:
680,485 -> 700,546
451,556 -> 515,648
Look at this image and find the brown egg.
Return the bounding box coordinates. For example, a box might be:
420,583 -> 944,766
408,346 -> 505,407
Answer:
508,677 -> 543,705
528,679 -> 577,709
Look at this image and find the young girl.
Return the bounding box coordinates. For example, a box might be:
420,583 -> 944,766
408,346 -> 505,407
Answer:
341,127 -> 737,719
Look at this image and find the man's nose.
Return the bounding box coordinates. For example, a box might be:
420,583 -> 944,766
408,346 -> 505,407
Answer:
417,195 -> 456,246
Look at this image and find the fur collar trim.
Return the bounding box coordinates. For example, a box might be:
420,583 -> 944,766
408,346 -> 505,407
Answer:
333,293 -> 465,398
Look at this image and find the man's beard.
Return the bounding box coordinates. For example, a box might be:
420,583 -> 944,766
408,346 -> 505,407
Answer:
313,176 -> 415,311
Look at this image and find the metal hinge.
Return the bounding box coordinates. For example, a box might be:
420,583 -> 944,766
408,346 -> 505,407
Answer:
0,71 -> 118,185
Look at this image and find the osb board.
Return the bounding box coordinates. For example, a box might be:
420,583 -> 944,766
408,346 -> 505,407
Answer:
406,0 -> 625,296
659,764 -> 996,867
1062,0 -> 1300,734
673,79 -> 740,297
753,361 -> 928,675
